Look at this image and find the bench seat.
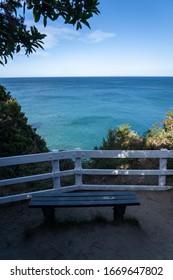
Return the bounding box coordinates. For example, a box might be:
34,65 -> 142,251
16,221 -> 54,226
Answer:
29,191 -> 140,224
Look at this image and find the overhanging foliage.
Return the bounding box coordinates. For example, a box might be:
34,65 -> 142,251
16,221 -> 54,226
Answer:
0,0 -> 100,65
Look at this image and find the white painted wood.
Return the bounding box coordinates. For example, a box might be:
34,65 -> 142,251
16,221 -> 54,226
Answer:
78,149 -> 173,159
60,170 -> 75,177
0,185 -> 79,204
0,152 -> 55,167
0,150 -> 75,167
54,150 -> 76,160
158,149 -> 168,186
60,185 -> 80,192
0,170 -> 77,187
81,169 -> 173,176
75,148 -> 82,186
1,149 -> 173,204
52,151 -> 61,189
1,149 -> 173,168
1,167 -> 172,188
80,184 -> 173,191
0,172 -> 53,187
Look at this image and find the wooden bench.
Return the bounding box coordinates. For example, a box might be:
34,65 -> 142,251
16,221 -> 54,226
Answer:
29,191 -> 140,225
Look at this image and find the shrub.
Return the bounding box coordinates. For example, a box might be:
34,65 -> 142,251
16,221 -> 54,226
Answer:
0,85 -> 50,194
90,110 -> 173,171
145,109 -> 173,150
91,124 -> 144,169
0,85 -> 48,157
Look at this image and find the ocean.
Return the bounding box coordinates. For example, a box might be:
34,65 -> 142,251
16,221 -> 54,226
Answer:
0,76 -> 173,150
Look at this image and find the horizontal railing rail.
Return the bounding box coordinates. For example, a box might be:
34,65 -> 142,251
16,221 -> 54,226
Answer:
0,149 -> 173,204
0,151 -> 77,167
1,149 -> 173,168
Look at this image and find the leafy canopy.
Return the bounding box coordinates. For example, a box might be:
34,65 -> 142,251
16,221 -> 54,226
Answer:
0,0 -> 100,65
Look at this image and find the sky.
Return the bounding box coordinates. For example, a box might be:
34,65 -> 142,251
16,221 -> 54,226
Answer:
1,0 -> 173,77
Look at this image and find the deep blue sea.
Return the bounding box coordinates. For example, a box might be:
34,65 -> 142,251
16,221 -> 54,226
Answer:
0,77 -> 173,150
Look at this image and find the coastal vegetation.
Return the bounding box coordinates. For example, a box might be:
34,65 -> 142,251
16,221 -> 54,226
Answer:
95,108 -> 173,152
0,85 -> 48,157
90,109 -> 173,174
0,85 -> 52,195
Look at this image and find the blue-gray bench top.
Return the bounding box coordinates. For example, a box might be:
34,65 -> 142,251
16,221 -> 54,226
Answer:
29,191 -> 140,208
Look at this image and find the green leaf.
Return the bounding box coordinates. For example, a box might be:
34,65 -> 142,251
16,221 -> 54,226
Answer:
76,21 -> 82,30
16,45 -> 21,53
33,7 -> 41,23
81,19 -> 91,29
0,60 -> 4,66
43,16 -> 47,27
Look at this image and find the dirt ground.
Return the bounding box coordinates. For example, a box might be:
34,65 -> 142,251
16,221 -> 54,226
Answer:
0,190 -> 173,260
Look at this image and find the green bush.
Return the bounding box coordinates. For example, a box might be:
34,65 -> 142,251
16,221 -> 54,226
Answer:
90,111 -> 173,170
145,108 -> 173,150
0,85 -> 51,194
0,85 -> 48,157
91,124 -> 144,169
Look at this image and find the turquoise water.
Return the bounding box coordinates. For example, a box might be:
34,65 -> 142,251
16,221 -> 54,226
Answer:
0,76 -> 173,150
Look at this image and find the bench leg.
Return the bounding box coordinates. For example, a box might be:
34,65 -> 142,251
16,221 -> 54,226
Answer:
113,206 -> 126,223
42,207 -> 56,225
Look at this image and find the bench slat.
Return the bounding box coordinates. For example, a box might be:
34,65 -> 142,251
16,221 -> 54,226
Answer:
30,194 -> 137,202
29,199 -> 139,207
31,191 -> 136,197
30,197 -> 138,205
29,191 -> 140,208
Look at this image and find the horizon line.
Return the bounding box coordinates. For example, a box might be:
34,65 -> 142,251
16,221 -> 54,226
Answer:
1,75 -> 173,79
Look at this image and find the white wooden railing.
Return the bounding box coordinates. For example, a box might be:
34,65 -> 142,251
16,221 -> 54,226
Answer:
0,149 -> 173,204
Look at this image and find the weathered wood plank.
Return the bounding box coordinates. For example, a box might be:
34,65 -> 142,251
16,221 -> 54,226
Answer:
57,169 -> 75,177
81,169 -> 173,176
75,150 -> 82,185
0,185 -> 79,204
1,168 -> 172,188
80,184 -> 173,191
52,159 -> 61,189
159,156 -> 167,187
0,152 -> 54,167
30,194 -> 138,203
0,169 -> 75,187
32,191 -> 136,197
1,149 -> 173,168
29,191 -> 140,208
30,199 -> 140,208
0,172 -> 53,187
0,150 -> 75,167
79,149 -> 173,159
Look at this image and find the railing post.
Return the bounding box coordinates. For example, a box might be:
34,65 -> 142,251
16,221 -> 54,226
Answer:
52,150 -> 61,189
159,149 -> 167,187
75,148 -> 82,187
